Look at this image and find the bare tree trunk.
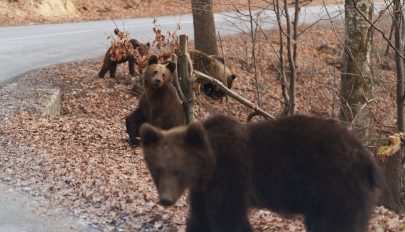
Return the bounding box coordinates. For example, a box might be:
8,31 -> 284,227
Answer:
378,148 -> 404,213
377,0 -> 404,214
394,0 -> 405,132
248,0 -> 261,107
293,0 -> 300,71
191,0 -> 218,55
284,0 -> 298,115
275,0 -> 290,116
177,35 -> 195,124
340,0 -> 373,142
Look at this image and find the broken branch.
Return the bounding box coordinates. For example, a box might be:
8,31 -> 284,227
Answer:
194,70 -> 276,120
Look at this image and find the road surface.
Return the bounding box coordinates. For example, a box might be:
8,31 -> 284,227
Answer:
0,182 -> 98,232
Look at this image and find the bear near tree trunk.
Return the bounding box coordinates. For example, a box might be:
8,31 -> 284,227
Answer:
140,114 -> 384,232
189,49 -> 236,99
191,0 -> 218,56
125,55 -> 185,146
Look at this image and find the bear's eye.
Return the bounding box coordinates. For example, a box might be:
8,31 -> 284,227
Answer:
174,170 -> 184,177
152,168 -> 162,177
162,73 -> 165,77
153,70 -> 158,75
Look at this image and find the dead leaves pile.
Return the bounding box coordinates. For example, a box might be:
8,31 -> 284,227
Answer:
0,23 -> 404,231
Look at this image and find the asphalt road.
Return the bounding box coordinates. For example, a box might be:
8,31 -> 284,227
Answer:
0,182 -> 98,232
0,4 -> 345,85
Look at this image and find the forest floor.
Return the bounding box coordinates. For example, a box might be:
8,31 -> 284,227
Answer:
0,15 -> 404,232
1,0 -> 403,231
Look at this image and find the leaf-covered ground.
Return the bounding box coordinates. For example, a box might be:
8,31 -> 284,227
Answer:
0,20 -> 404,231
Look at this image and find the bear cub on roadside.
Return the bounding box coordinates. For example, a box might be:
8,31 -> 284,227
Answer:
125,55 -> 184,146
140,114 -> 384,232
99,39 -> 148,78
189,50 -> 236,99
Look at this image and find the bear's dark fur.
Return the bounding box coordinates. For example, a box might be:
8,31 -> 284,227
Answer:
98,39 -> 148,78
125,55 -> 185,146
189,50 -> 236,99
140,114 -> 384,232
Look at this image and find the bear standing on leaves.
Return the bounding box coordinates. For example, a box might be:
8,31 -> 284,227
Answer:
189,50 -> 236,99
140,114 -> 384,232
125,55 -> 185,146
98,39 -> 148,78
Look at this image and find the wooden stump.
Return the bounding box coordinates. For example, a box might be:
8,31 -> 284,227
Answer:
378,147 -> 404,213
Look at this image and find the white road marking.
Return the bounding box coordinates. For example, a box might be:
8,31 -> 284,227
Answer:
0,29 -> 97,42
0,20 -> 193,43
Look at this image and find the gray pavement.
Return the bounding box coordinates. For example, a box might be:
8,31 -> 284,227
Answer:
0,182 -> 98,232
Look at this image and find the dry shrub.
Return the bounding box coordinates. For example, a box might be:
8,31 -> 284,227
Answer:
149,18 -> 180,61
109,28 -> 137,62
108,18 -> 180,72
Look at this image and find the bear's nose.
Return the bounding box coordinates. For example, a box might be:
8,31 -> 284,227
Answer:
159,199 -> 174,207
153,79 -> 162,85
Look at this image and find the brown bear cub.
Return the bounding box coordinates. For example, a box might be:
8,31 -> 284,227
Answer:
189,50 -> 236,99
125,55 -> 185,146
98,39 -> 148,78
140,114 -> 384,232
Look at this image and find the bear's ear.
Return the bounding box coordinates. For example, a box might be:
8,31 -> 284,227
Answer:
185,122 -> 208,148
148,55 -> 158,65
215,56 -> 225,64
209,55 -> 225,64
140,123 -> 163,147
166,61 -> 176,73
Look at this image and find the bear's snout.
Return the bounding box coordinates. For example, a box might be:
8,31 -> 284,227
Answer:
156,178 -> 182,207
152,78 -> 162,87
159,198 -> 175,207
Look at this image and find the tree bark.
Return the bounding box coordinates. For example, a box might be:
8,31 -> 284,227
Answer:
341,0 -> 373,143
191,0 -> 218,55
284,0 -> 298,115
274,0 -> 290,116
378,147 -> 404,213
378,0 -> 404,214
177,35 -> 195,124
394,0 -> 405,132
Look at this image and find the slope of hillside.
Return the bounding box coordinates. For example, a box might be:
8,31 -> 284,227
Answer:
0,0 -> 272,26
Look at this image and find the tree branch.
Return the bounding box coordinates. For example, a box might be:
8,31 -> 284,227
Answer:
352,0 -> 405,61
194,70 -> 276,120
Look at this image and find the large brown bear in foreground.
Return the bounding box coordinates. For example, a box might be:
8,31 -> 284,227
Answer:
189,50 -> 236,99
125,55 -> 185,146
98,39 -> 148,78
140,114 -> 384,232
